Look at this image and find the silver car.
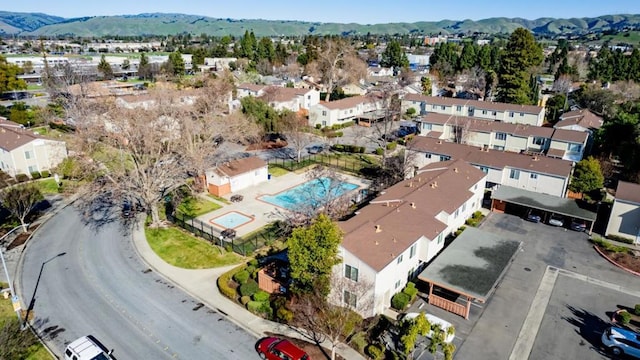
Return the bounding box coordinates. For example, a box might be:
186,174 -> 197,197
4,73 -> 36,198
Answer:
548,213 -> 564,227
601,326 -> 640,358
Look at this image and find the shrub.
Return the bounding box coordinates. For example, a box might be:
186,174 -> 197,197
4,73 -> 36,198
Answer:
349,331 -> 367,353
246,265 -> 257,278
315,124 -> 322,129
30,172 -> 41,179
406,108 -> 417,116
366,344 -> 385,360
252,290 -> 270,302
403,283 -> 418,301
473,210 -> 483,219
15,174 -> 28,182
248,301 -> 272,317
454,226 -> 467,237
233,270 -> 250,285
606,234 -> 636,244
619,310 -> 632,324
239,280 -> 259,297
386,142 -> 397,150
217,264 -> 245,299
375,148 -> 384,155
276,306 -> 293,324
240,296 -> 251,305
465,218 -> 478,227
635,304 -> 640,316
40,170 -> 50,178
391,292 -> 411,310
248,259 -> 259,267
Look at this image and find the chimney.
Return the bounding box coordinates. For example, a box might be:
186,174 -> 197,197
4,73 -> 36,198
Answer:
410,202 -> 416,209
375,240 -> 379,245
454,167 -> 459,173
437,140 -> 442,144
393,238 -> 397,243
533,156 -> 539,161
434,181 -> 438,187
408,182 -> 413,187
375,224 -> 382,233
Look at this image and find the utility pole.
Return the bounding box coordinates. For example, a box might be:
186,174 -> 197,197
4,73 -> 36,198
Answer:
0,225 -> 28,330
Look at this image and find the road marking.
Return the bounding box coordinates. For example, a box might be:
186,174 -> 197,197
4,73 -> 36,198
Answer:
509,266 -> 558,360
556,267 -> 640,297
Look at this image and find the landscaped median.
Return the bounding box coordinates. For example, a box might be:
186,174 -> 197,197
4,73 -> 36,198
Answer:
590,236 -> 640,276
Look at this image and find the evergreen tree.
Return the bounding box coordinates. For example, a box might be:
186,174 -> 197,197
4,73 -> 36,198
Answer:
496,28 -> 543,104
568,157 -> 604,195
0,55 -> 27,92
138,53 -> 151,80
458,43 -> 477,71
97,54 -> 114,80
380,40 -> 409,72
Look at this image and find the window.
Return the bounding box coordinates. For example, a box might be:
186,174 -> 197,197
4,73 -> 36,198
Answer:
441,105 -> 446,110
480,166 -> 489,173
520,112 -> 524,116
426,153 -> 432,159
322,111 -> 327,116
530,173 -> 538,179
492,111 -> 497,116
344,265 -> 359,282
422,123 -> 432,131
28,165 -> 37,173
322,121 -> 327,126
533,137 -> 545,146
510,169 -> 520,180
439,155 -> 450,161
395,280 -> 401,289
397,254 -> 403,264
495,132 -> 506,140
410,244 -> 416,258
474,184 -> 478,190
482,110 -> 487,115
24,150 -> 33,159
493,145 -> 504,150
343,290 -> 357,308
437,233 -> 443,244
568,143 -> 582,152
454,208 -> 459,218
307,95 -> 311,99
456,105 -> 462,112
462,203 -> 467,212
509,112 -> 514,117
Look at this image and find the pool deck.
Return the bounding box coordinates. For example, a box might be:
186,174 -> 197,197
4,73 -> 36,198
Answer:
197,170 -> 369,237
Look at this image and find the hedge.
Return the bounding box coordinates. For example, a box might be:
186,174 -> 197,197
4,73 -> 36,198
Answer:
30,172 -> 41,179
253,290 -> 270,302
635,304 -> 640,316
233,270 -> 250,284
247,300 -> 272,317
15,174 -> 29,182
403,283 -> 418,301
620,310 -> 632,324
240,296 -> 251,305
606,234 -> 636,244
40,170 -> 50,178
239,279 -> 259,297
386,142 -> 397,150
217,264 -> 246,299
366,344 -> 385,360
331,144 -> 365,153
391,292 -> 411,310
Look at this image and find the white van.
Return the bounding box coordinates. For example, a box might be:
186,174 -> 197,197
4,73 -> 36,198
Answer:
64,335 -> 114,360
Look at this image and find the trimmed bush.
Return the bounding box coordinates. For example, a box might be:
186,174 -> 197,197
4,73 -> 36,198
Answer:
606,234 -> 636,244
30,172 -> 41,179
240,296 -> 251,305
315,124 -> 322,129
391,292 -> 411,311
247,301 -> 273,317
239,279 -> 259,297
349,331 -> 367,353
15,174 -> 28,182
635,304 -> 640,316
217,264 -> 245,299
375,148 -> 384,155
366,344 -> 385,360
386,142 -> 397,150
454,226 -> 467,237
619,310 -> 632,324
473,210 -> 483,219
252,290 -> 270,302
276,306 -> 294,324
403,283 -> 418,301
248,259 -> 259,267
40,170 -> 50,178
331,144 -> 365,154
233,270 -> 250,285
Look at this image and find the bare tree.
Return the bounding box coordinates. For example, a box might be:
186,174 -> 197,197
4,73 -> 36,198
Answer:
71,86 -> 254,227
451,116 -> 472,144
461,66 -> 486,97
281,111 -> 314,163
306,39 -> 367,101
552,74 -> 573,95
291,271 -> 373,360
367,86 -> 401,166
0,184 -> 43,231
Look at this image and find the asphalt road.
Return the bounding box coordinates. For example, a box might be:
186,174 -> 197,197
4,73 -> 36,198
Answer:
19,205 -> 258,360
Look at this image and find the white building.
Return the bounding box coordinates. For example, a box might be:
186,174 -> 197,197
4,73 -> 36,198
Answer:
0,118 -> 67,178
204,156 -> 268,197
333,159 -> 486,317
605,181 -> 640,243
308,95 -> 384,128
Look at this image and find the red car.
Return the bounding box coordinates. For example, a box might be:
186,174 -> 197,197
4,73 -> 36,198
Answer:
256,337 -> 310,360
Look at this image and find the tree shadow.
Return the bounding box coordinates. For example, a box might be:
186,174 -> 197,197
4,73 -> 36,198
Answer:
562,304 -> 614,358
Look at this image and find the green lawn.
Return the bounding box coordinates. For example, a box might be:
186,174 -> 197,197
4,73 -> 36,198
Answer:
145,227 -> 243,269
0,289 -> 52,360
267,165 -> 289,177
177,197 -> 222,217
34,178 -> 60,195
206,194 -> 231,205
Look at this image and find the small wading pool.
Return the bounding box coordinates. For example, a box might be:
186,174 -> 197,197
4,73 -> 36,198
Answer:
210,211 -> 253,229
259,177 -> 359,210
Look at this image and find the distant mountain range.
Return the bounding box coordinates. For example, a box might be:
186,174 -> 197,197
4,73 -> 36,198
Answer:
0,11 -> 639,37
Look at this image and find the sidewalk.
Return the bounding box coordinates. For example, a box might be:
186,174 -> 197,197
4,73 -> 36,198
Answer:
131,219 -> 366,360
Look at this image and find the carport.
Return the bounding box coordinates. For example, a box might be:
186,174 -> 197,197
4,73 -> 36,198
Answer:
490,185 -> 598,234
418,227 -> 521,319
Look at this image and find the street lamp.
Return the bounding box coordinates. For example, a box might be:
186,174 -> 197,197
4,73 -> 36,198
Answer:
0,224 -> 28,329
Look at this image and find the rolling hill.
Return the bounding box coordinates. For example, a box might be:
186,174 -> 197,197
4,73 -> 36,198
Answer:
0,11 -> 639,37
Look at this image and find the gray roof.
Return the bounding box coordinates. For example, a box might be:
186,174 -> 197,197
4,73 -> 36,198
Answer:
492,185 -> 597,221
418,227 -> 521,301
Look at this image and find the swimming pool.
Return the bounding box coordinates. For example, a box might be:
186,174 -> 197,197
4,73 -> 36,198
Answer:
260,177 -> 359,210
210,211 -> 253,229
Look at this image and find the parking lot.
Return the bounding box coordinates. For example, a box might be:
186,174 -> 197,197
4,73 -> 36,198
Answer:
449,212 -> 640,360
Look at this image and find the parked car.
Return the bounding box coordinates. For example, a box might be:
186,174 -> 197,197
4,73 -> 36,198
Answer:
601,326 -> 640,358
256,337 -> 310,360
525,210 -> 542,223
548,213 -> 564,227
307,145 -> 324,154
570,220 -> 587,232
64,335 -> 115,360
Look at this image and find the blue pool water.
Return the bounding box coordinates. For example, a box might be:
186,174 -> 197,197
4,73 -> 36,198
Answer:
260,177 -> 359,210
211,211 -> 252,229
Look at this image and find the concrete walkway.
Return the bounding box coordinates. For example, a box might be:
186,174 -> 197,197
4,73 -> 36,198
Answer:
131,219 -> 365,360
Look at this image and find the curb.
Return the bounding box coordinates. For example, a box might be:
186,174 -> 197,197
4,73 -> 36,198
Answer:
128,217 -> 263,339
593,245 -> 640,277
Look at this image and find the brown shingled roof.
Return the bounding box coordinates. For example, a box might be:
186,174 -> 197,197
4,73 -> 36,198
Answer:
0,118 -> 41,151
551,128 -> 588,143
410,137 -> 573,178
615,181 -> 640,204
237,83 -> 267,92
215,156 -> 267,177
339,159 -> 485,272
319,96 -> 370,110
260,87 -> 312,103
419,113 -> 555,138
557,109 -> 603,130
403,94 -> 543,114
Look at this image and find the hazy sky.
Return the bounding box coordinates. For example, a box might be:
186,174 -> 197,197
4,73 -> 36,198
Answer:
4,0 -> 640,23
